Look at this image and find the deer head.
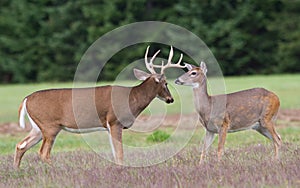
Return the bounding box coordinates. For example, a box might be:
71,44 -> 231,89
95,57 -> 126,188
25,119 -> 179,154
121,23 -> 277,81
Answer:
134,46 -> 186,103
175,61 -> 207,88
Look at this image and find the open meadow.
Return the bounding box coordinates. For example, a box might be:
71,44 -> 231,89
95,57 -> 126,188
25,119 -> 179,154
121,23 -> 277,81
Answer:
0,74 -> 300,187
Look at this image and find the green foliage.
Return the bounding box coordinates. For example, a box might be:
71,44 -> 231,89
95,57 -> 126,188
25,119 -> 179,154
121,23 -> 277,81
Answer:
146,130 -> 170,142
271,1 -> 300,73
170,0 -> 286,75
0,0 -> 299,83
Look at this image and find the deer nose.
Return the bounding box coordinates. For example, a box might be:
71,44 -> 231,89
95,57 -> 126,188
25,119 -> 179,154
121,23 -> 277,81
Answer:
166,97 -> 174,104
175,79 -> 182,85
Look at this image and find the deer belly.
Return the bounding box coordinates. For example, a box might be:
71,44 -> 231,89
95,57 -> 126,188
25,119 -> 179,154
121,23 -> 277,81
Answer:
62,126 -> 107,133
227,111 -> 261,132
206,125 -> 219,133
228,122 -> 260,133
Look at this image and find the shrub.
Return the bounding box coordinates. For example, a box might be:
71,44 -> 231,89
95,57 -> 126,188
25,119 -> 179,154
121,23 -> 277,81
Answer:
146,130 -> 170,143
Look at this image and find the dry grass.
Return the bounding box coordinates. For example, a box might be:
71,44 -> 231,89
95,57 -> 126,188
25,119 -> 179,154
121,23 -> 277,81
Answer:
1,143 -> 299,188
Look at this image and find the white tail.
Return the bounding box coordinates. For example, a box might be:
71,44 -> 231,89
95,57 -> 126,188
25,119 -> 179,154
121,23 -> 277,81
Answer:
19,98 -> 27,129
18,98 -> 40,132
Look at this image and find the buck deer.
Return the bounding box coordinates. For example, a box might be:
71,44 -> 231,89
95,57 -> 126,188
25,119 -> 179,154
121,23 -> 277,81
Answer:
14,46 -> 185,168
175,62 -> 282,162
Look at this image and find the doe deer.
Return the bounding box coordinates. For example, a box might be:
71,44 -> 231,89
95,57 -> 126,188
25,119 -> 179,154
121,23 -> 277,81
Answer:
175,62 -> 282,162
14,46 -> 185,168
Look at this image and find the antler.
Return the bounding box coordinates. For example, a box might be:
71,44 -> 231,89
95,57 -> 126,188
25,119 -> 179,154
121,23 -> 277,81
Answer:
144,46 -> 186,75
159,46 -> 186,74
144,46 -> 160,74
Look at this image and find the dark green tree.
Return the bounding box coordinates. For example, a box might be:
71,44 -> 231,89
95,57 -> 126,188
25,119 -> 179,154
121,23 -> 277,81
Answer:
0,0 -> 299,83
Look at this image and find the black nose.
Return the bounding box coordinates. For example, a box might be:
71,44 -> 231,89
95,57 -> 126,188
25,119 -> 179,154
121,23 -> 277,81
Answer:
166,98 -> 174,104
175,79 -> 181,85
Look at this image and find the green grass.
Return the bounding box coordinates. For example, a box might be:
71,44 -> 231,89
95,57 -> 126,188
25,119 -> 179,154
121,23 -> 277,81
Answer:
146,130 -> 171,142
223,74 -> 300,109
1,124 -> 299,155
0,74 -> 299,123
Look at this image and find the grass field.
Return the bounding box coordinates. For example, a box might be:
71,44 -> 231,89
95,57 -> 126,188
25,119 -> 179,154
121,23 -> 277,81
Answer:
0,74 -> 300,187
0,74 -> 299,123
1,144 -> 299,187
1,119 -> 300,184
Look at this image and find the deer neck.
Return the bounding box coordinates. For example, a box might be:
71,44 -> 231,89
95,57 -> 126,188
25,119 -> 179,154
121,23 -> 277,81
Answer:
130,78 -> 158,116
193,78 -> 211,120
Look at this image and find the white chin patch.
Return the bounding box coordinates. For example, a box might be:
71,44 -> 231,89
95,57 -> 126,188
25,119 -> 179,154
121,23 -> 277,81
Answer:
156,95 -> 166,102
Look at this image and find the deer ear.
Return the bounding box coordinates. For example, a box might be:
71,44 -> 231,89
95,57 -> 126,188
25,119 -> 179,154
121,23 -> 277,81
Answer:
185,63 -> 195,71
134,69 -> 150,81
200,61 -> 207,75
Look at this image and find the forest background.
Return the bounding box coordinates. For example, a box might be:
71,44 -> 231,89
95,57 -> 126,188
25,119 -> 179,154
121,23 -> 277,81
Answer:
0,0 -> 299,83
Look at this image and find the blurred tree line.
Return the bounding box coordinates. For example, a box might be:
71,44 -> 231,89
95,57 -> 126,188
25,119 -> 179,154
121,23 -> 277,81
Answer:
0,0 -> 299,83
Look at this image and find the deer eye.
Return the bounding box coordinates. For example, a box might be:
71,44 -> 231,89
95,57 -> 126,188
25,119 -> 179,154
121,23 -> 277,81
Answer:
190,71 -> 197,76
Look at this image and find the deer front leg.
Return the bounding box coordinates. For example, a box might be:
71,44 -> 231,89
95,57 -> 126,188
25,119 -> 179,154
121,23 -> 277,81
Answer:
200,130 -> 215,164
107,122 -> 123,165
218,117 -> 230,161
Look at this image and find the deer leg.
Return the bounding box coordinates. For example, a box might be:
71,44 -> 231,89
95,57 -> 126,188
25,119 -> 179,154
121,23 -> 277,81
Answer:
200,130 -> 215,164
14,128 -> 42,168
39,128 -> 61,165
255,125 -> 273,140
218,117 -> 230,161
39,137 -> 55,164
107,122 -> 123,165
260,120 -> 282,159
218,127 -> 227,161
260,97 -> 282,159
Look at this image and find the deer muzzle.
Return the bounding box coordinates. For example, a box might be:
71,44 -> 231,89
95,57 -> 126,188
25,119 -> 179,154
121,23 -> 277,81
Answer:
166,97 -> 174,104
174,78 -> 183,85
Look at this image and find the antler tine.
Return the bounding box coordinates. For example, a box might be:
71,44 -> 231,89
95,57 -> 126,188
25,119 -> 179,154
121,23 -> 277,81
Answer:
144,46 -> 160,74
160,46 -> 186,74
150,50 -> 161,66
167,45 -> 174,65
144,46 -> 186,75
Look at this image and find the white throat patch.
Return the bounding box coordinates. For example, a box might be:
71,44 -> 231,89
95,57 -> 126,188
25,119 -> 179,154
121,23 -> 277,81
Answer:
192,83 -> 200,88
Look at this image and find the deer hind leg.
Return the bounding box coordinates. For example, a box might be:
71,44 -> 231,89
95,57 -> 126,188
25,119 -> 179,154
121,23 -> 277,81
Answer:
14,128 -> 42,168
259,120 -> 282,159
39,127 -> 61,165
200,130 -> 215,164
260,98 -> 282,159
255,126 -> 273,140
259,108 -> 282,158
